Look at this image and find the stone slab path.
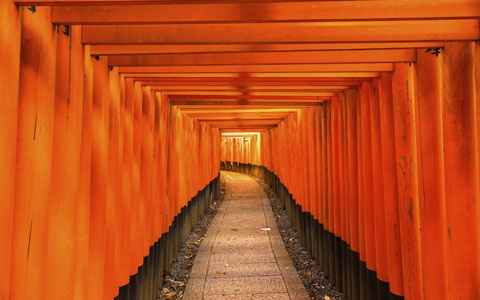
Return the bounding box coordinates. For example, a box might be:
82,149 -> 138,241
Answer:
183,171 -> 310,300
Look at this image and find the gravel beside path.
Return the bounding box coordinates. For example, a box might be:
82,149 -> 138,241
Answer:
256,177 -> 346,300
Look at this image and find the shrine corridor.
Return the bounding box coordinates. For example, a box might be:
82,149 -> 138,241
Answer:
1,1 -> 480,300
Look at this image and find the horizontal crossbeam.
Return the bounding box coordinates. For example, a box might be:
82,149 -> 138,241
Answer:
51,1 -> 480,24
82,20 -> 479,44
91,43 -> 444,55
107,49 -> 416,66
117,64 -> 394,73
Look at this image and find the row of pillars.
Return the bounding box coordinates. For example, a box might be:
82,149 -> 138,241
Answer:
115,176 -> 221,300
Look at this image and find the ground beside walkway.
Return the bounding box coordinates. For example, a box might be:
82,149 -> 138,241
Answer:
183,171 -> 310,300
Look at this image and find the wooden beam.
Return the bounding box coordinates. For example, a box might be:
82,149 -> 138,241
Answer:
122,72 -> 381,78
198,118 -> 285,123
172,100 -> 323,106
149,85 -> 352,94
178,107 -> 298,113
167,94 -> 331,101
91,43 -> 445,55
198,119 -> 288,122
163,91 -> 339,97
189,114 -> 291,120
220,129 -> 270,133
13,0 -> 354,5
206,119 -> 281,126
183,112 -> 295,118
220,131 -> 265,135
117,64 -> 394,73
215,125 -> 278,129
194,117 -> 293,122
52,1 -> 480,24
138,79 -> 364,86
82,20 -> 479,44
133,77 -> 365,82
107,49 -> 416,66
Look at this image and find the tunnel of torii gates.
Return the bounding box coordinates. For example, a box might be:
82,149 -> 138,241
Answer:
1,0 -> 480,300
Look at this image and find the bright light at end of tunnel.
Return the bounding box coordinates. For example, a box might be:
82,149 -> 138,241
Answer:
221,132 -> 260,137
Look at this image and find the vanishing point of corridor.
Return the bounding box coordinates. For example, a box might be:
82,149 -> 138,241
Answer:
2,1 -> 480,300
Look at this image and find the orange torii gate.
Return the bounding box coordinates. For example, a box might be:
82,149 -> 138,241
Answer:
1,0 -> 479,300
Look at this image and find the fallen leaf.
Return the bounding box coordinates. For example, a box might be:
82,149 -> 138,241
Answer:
211,251 -> 216,255
168,279 -> 185,287
165,291 -> 176,299
307,271 -> 312,277
187,263 -> 193,268
285,267 -> 290,270
260,227 -> 271,231
224,264 -> 230,267
216,270 -> 226,275
231,228 -> 238,231
162,288 -> 170,294
324,296 -> 331,300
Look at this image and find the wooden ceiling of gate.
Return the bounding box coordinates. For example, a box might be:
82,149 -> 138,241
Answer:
16,0 -> 480,131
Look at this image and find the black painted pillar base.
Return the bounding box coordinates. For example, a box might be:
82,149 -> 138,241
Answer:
219,163 -> 406,300
114,174 -> 220,300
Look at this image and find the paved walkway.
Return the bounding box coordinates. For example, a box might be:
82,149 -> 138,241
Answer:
184,171 -> 310,300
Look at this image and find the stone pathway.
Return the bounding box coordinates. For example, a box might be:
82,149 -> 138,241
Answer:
183,171 -> 310,300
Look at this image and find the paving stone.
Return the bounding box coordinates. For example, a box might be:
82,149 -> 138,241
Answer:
216,228 -> 271,237
204,293 -> 291,300
204,276 -> 287,295
183,278 -> 206,300
214,235 -> 270,244
212,241 -> 272,253
209,251 -> 276,264
207,262 -> 281,278
283,275 -> 311,300
190,262 -> 209,278
184,171 -> 308,300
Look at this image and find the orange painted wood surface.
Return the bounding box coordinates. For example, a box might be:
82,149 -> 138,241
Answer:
378,72 -> 404,297
369,78 -> 389,283
2,10 -> 221,300
81,20 -> 479,45
415,49 -> 449,300
106,49 -> 416,67
222,44 -> 480,299
51,0 -> 480,24
10,7 -> 57,300
0,2 -> 21,299
90,43 -> 445,56
117,63 -> 394,73
391,63 -> 424,300
442,42 -> 480,300
3,1 -> 480,299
